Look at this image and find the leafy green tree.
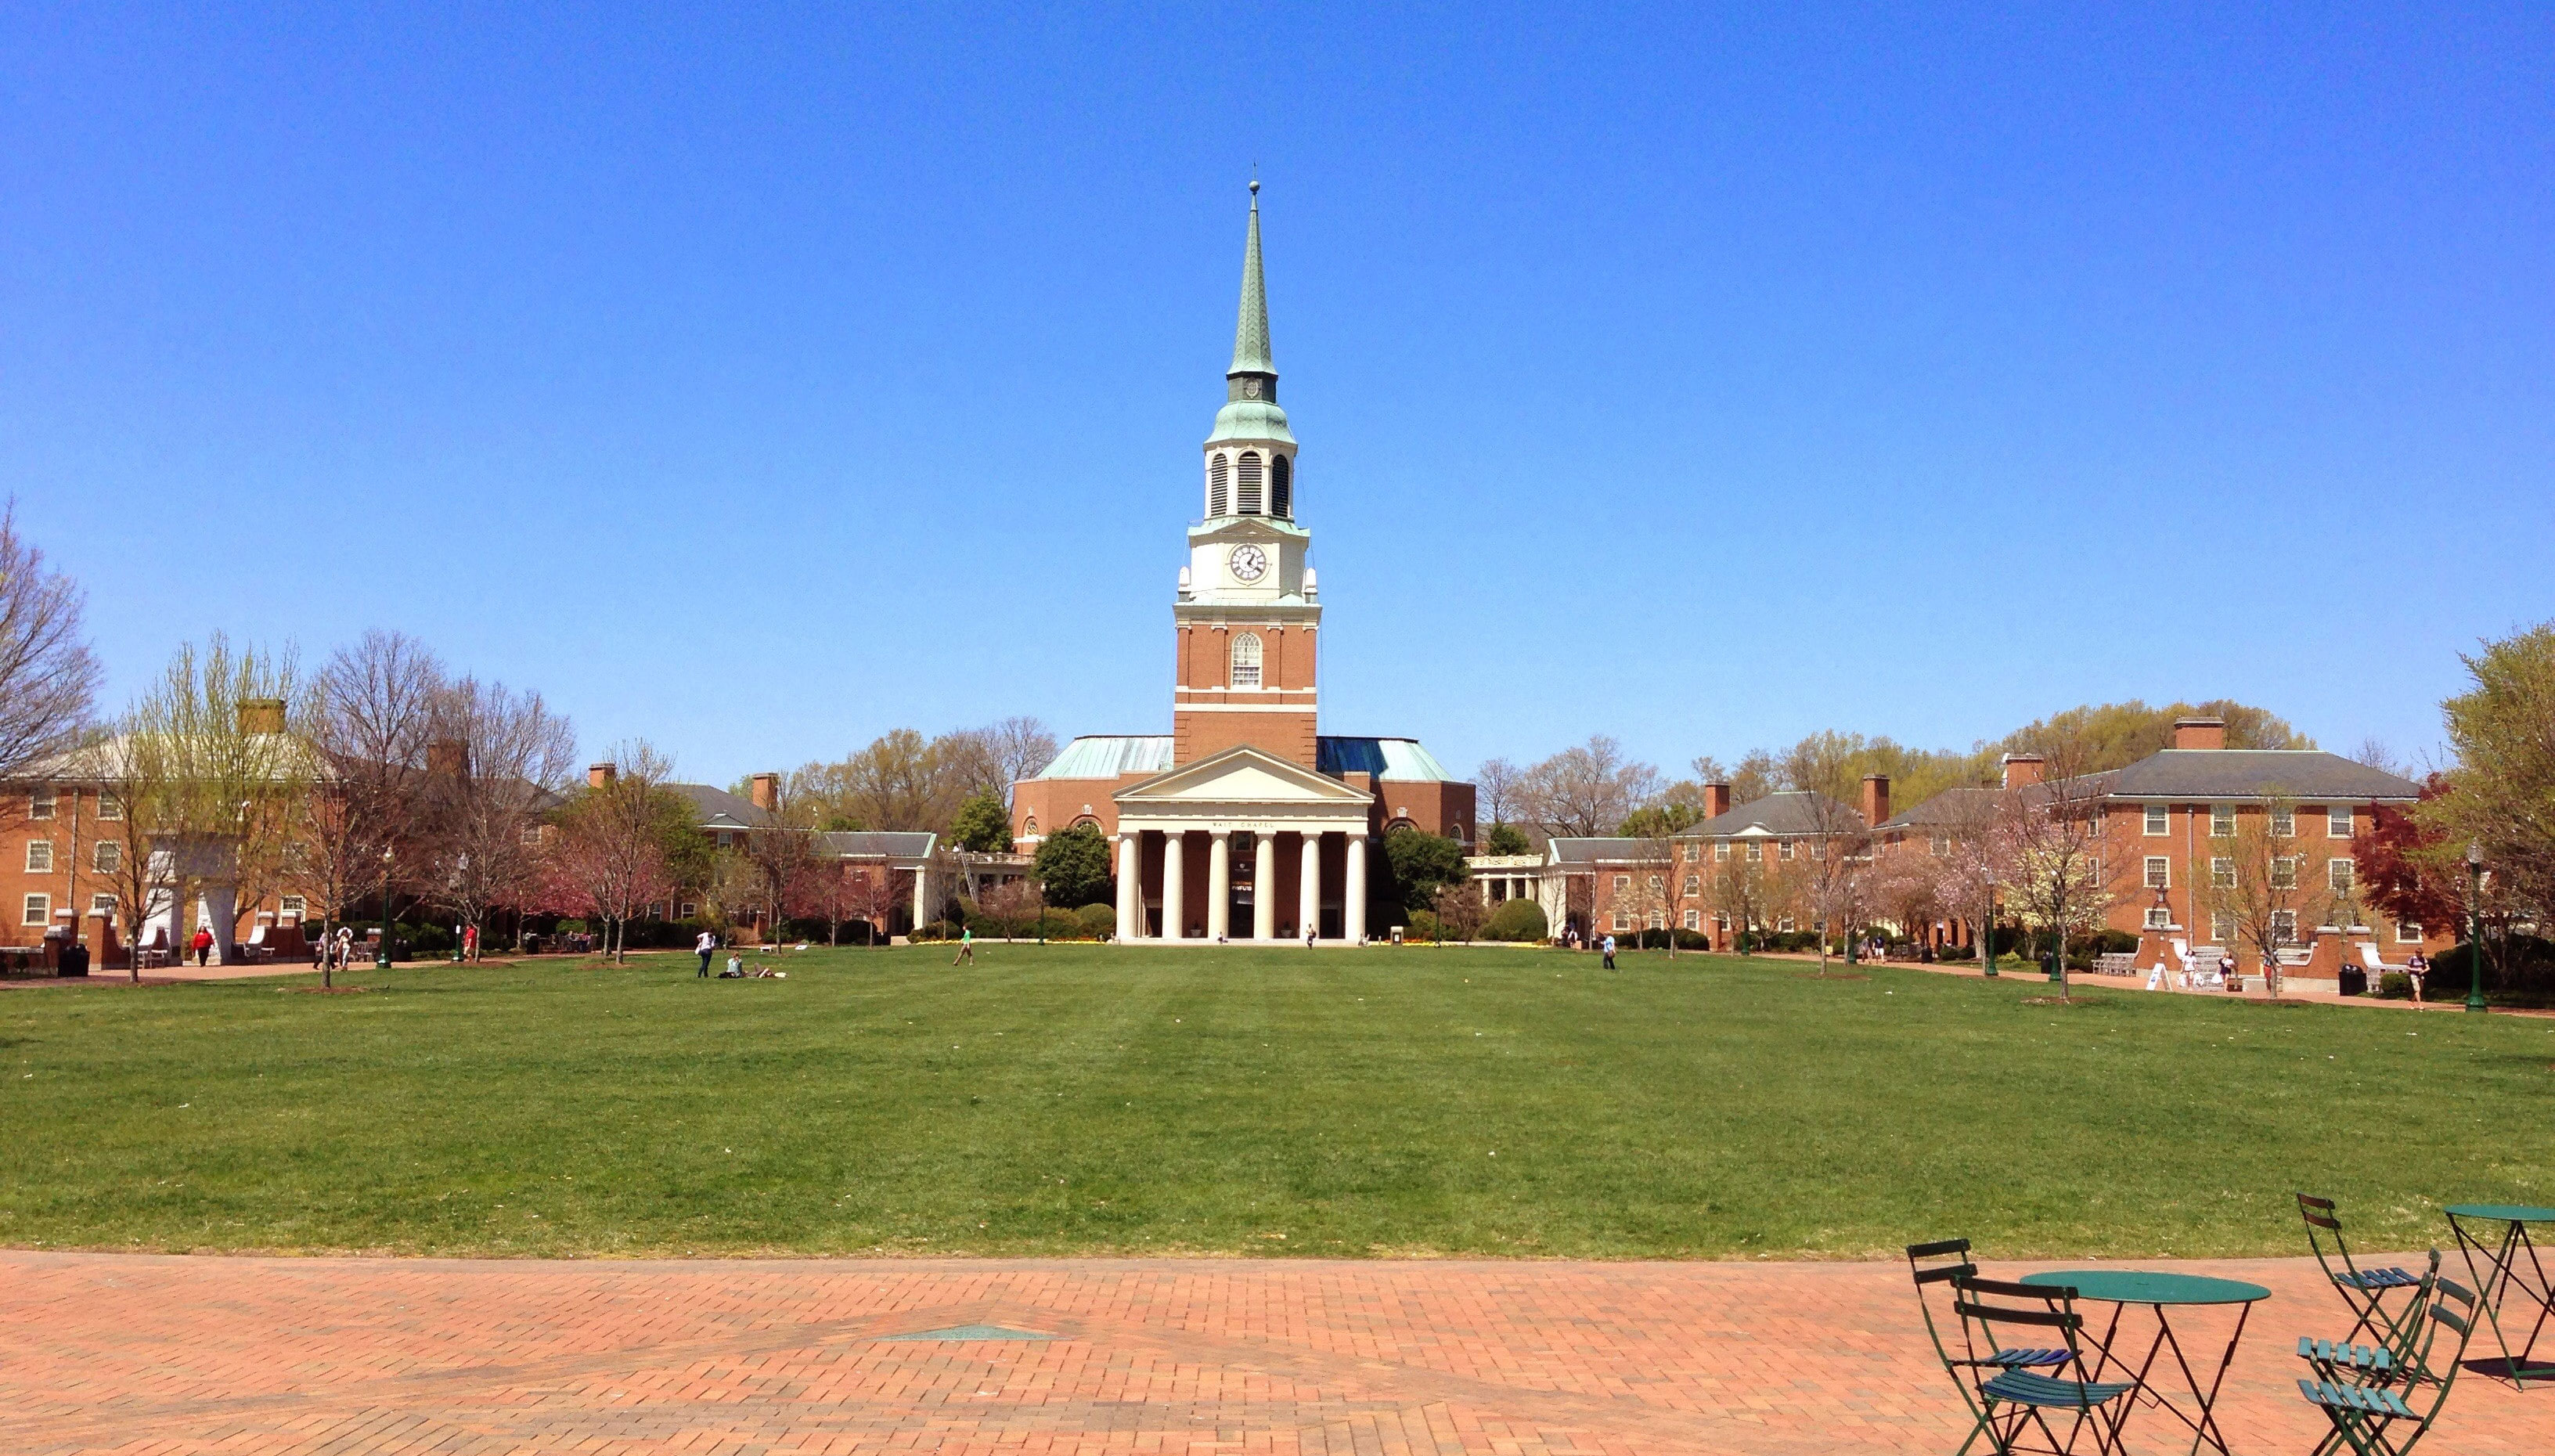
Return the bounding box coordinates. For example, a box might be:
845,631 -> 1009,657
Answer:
1383,826 -> 1468,913
1618,802 -> 1703,836
2424,622 -> 2555,931
950,792 -> 1013,852
1032,823 -> 1114,909
1483,822 -> 1532,856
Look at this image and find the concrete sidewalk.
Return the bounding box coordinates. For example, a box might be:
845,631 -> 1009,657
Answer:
2,1249 -> 2543,1454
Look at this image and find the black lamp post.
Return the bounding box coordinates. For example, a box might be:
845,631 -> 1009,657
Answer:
1981,872 -> 1998,976
2465,842 -> 2488,1015
375,844 -> 395,970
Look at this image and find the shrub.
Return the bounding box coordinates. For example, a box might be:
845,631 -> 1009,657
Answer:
910,920 -> 956,942
1631,928 -> 1710,950
1076,903 -> 1116,940
1483,898 -> 1548,942
2377,971 -> 2413,1000
1402,910 -> 1440,942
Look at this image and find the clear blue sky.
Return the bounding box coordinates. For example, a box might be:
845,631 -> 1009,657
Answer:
6,5 -> 2548,786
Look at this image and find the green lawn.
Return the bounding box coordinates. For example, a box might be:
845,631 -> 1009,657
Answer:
2,945 -> 2546,1260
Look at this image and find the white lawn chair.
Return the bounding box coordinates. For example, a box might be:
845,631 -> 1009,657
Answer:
2359,942 -> 2409,975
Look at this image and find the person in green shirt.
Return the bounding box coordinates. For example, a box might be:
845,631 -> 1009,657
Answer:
951,925 -> 975,966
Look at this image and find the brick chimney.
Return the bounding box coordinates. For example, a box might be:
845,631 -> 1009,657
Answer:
237,697 -> 286,734
2001,753 -> 2045,789
427,739 -> 469,777
2173,716 -> 2227,751
749,772 -> 780,812
588,762 -> 617,788
1703,782 -> 1732,820
1861,774 -> 1890,827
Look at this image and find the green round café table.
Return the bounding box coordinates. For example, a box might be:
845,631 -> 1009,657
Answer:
2023,1270 -> 2271,1455
2445,1203 -> 2555,1389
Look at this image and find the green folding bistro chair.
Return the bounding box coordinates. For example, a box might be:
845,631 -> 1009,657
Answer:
1908,1241 -> 2077,1455
2299,1195 -> 2433,1357
2297,1250 -> 2441,1389
2297,1277 -> 2479,1456
1948,1274 -> 2133,1455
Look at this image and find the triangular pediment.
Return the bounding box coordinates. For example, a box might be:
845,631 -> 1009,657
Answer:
1116,745 -> 1371,806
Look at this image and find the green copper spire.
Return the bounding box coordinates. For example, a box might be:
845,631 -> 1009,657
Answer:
1229,180 -> 1274,380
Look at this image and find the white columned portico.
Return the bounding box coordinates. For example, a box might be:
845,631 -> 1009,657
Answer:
1345,834 -> 1368,945
1298,832 -> 1321,942
1162,829 -> 1187,939
1207,831 -> 1232,940
1252,834 -> 1277,939
1115,832 -> 1139,939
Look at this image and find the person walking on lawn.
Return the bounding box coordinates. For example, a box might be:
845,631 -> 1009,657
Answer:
951,924 -> 975,966
190,926 -> 214,967
695,928 -> 717,977
1601,932 -> 1617,971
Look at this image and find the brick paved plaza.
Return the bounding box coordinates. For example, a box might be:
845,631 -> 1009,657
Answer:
4,1250 -> 2547,1454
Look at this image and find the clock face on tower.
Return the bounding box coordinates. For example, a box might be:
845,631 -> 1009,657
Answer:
1227,544 -> 1268,583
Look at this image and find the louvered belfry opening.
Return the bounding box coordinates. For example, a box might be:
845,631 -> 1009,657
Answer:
1237,452 -> 1263,514
1208,453 -> 1229,517
1270,453 -> 1291,518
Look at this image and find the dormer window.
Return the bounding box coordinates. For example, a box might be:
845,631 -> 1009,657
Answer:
1230,632 -> 1263,688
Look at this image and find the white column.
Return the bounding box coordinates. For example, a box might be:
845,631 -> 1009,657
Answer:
1253,833 -> 1277,940
1345,834 -> 1368,946
1162,830 -> 1187,939
1207,831 -> 1232,941
1299,832 -> 1323,942
1115,832 -> 1139,940
912,863 -> 929,932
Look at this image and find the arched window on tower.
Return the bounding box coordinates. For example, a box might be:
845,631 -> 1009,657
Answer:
1270,453 -> 1291,518
1208,453 -> 1229,517
1230,632 -> 1263,688
1237,452 -> 1263,514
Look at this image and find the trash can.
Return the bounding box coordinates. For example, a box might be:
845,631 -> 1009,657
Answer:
2339,967 -> 2367,996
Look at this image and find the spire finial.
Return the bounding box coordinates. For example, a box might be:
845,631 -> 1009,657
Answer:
1229,182 -> 1274,377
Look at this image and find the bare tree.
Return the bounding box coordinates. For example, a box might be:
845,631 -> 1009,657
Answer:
1782,734 -> 1876,973
543,741 -> 679,962
1473,757 -> 1523,831
426,677 -> 575,953
1431,878 -> 1490,944
1623,824 -> 1696,955
1706,847 -> 1781,954
2204,794 -> 2344,998
307,631 -> 447,946
980,716 -> 1059,805
1517,736 -> 1662,838
0,505 -> 102,802
841,863 -> 909,947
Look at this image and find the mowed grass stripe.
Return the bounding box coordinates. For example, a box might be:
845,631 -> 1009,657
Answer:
0,945 -> 2543,1259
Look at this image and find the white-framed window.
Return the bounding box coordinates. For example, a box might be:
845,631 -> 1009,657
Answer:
1682,909 -> 1700,930
1230,632 -> 1263,688
1683,842 -> 1699,863
1778,840 -> 1795,861
92,840 -> 120,873
2326,805 -> 2354,839
1746,842 -> 1763,863
2144,856 -> 2170,888
97,793 -> 123,821
2211,856 -> 2235,888
679,901 -> 698,918
1611,912 -> 1630,932
2328,858 -> 2354,892
88,892 -> 117,915
1645,911 -> 1663,930
24,840 -> 52,874
2210,912 -> 2234,943
1778,916 -> 1796,933
1930,834 -> 1951,857
2146,906 -> 2172,929
1236,451 -> 1263,514
2144,804 -> 2168,835
1646,874 -> 1662,891
2210,804 -> 2234,838
2397,921 -> 2423,944
2271,909 -> 2299,945
279,895 -> 306,916
2270,806 -> 2296,838
1613,874 -> 1629,891
21,893 -> 48,926
715,830 -> 733,848
1714,842 -> 1731,861
2271,856 -> 2298,890
1810,840 -> 1825,860
520,824 -> 544,845
1682,874 -> 1700,895
30,787 -> 57,820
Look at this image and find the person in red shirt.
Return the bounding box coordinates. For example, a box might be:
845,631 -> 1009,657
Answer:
190,927 -> 214,967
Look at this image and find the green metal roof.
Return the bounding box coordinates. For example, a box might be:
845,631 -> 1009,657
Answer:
1230,186 -> 1274,377
1206,398 -> 1296,445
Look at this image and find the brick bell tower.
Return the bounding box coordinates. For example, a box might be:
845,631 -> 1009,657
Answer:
1173,181 -> 1321,768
